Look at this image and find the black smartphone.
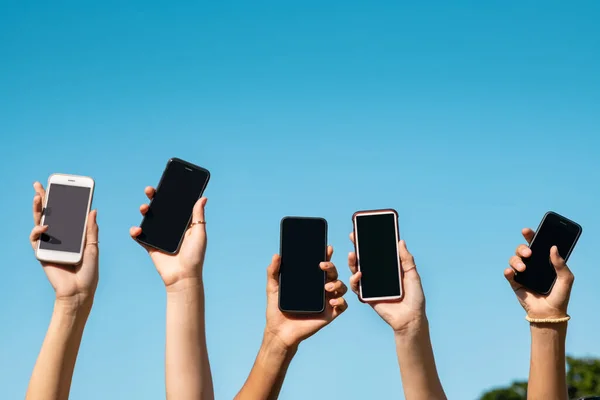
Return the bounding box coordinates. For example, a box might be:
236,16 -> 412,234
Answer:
279,217 -> 327,314
352,209 -> 402,302
514,211 -> 582,295
136,158 -> 210,254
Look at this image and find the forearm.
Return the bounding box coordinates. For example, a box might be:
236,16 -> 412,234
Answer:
394,318 -> 447,400
235,332 -> 297,400
26,299 -> 91,400
527,323 -> 568,400
165,278 -> 214,400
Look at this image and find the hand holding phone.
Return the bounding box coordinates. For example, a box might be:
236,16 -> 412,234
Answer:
262,217 -> 348,349
130,186 -> 209,289
30,178 -> 99,304
504,212 -> 580,319
347,209 -> 426,334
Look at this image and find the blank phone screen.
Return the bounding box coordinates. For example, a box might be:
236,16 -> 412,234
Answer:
355,213 -> 401,299
279,218 -> 327,313
137,160 -> 209,253
40,184 -> 91,253
515,213 -> 581,294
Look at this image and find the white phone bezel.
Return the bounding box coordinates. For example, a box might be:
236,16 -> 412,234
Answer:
353,210 -> 403,302
35,173 -> 95,265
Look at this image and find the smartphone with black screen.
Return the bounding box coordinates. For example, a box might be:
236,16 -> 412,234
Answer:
279,217 -> 327,314
136,158 -> 210,254
514,211 -> 582,295
353,209 -> 402,302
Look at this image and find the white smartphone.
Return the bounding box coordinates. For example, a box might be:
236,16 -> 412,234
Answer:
35,174 -> 95,265
352,209 -> 403,302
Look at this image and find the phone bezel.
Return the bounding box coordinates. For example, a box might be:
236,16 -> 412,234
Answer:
515,211 -> 583,295
35,173 -> 95,265
278,216 -> 327,314
136,157 -> 211,254
352,208 -> 403,303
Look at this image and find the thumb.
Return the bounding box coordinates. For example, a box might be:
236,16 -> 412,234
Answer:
190,197 -> 208,235
266,254 -> 281,292
550,246 -> 574,283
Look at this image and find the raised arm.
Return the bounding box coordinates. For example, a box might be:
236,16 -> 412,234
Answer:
347,236 -> 446,400
26,182 -> 99,400
130,187 -> 213,400
505,228 -> 574,400
235,247 -> 348,400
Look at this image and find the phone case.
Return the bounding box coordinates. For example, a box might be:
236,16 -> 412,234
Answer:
136,157 -> 211,254
352,208 -> 403,303
515,211 -> 583,295
278,216 -> 327,314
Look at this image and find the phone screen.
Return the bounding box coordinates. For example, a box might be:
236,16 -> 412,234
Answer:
355,212 -> 401,299
279,218 -> 327,313
40,184 -> 91,253
137,159 -> 210,253
515,213 -> 581,294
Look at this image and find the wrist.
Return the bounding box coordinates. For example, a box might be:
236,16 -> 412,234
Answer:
165,276 -> 204,294
393,314 -> 428,339
262,330 -> 298,356
53,297 -> 92,322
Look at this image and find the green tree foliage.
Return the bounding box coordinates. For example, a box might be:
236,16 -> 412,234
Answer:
479,357 -> 600,400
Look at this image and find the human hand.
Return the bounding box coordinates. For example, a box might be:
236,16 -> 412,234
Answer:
29,182 -> 99,308
264,246 -> 348,349
504,228 -> 575,319
348,233 -> 425,334
130,186 -> 208,291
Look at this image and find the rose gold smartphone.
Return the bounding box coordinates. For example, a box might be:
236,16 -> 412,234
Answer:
35,173 -> 95,265
352,209 -> 403,302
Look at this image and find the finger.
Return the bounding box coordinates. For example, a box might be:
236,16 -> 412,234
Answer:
509,255 -> 526,272
550,246 -> 574,283
29,225 -> 48,247
399,240 -> 417,274
522,228 -> 535,244
266,254 -> 281,291
139,204 -> 150,216
349,232 -> 355,244
516,244 -> 531,258
349,271 -> 361,295
144,186 -> 156,200
190,197 -> 207,233
325,280 -> 348,298
330,297 -> 348,318
348,251 -> 358,274
320,261 -> 339,281
32,193 -> 43,225
130,226 -> 142,239
33,181 -> 46,199
326,245 -> 333,262
504,267 -> 523,292
86,210 -> 98,243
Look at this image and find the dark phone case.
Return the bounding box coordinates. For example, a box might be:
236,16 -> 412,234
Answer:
351,208 -> 403,303
278,216 -> 327,314
514,211 -> 582,295
136,157 -> 211,254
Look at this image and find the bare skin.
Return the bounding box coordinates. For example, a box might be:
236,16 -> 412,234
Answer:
130,186 -> 214,400
347,233 -> 446,400
26,182 -> 99,400
235,246 -> 348,400
505,228 -> 575,400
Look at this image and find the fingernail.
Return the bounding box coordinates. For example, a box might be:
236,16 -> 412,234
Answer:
330,299 -> 337,306
518,262 -> 525,269
326,283 -> 334,290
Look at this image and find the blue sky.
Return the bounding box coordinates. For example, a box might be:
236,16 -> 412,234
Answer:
1,1 -> 599,399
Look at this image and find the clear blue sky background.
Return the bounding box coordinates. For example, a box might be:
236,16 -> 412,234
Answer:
1,1 -> 599,399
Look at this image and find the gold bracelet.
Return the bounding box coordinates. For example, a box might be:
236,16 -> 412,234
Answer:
525,315 -> 570,324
